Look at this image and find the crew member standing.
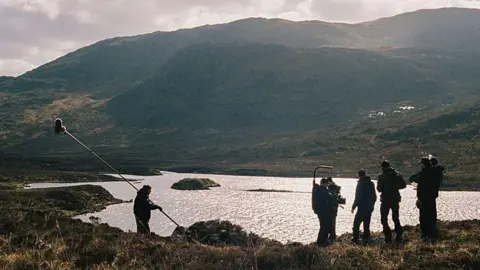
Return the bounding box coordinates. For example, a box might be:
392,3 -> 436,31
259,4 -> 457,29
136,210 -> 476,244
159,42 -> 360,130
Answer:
351,169 -> 377,244
410,158 -> 442,242
312,178 -> 334,247
134,185 -> 162,234
377,160 -> 406,243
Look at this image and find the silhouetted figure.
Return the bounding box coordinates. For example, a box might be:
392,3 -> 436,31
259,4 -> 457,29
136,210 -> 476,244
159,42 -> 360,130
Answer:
312,178 -> 334,247
351,169 -> 377,244
377,160 -> 406,243
327,177 -> 345,242
133,185 -> 162,234
430,157 -> 445,187
410,158 -> 442,242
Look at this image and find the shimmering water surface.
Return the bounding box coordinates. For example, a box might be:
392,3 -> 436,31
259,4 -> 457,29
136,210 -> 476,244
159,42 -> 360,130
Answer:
28,172 -> 480,244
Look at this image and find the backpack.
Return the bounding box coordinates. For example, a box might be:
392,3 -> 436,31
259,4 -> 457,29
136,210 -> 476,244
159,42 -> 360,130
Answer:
365,181 -> 377,203
312,184 -> 319,213
395,172 -> 406,190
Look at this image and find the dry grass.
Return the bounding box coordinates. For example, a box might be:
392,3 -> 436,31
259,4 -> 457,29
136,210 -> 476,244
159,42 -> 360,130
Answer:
0,167 -> 123,184
0,185 -> 479,269
22,95 -> 106,125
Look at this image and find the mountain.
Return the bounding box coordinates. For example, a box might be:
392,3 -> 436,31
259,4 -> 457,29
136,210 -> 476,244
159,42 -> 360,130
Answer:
105,43 -> 438,132
2,8 -> 480,186
357,8 -> 480,51
3,8 -> 479,96
2,19 -> 357,96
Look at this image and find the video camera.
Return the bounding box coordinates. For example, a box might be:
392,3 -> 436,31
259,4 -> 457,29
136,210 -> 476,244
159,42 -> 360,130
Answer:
329,183 -> 346,205
338,195 -> 346,205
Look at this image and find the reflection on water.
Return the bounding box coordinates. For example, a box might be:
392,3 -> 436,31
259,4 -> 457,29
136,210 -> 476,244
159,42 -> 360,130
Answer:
28,172 -> 480,244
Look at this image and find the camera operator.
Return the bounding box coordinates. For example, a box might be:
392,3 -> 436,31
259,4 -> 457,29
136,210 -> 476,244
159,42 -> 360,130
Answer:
327,177 -> 346,242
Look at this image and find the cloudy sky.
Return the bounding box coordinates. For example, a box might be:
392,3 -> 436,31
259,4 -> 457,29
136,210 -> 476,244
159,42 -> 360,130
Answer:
1,0 -> 479,76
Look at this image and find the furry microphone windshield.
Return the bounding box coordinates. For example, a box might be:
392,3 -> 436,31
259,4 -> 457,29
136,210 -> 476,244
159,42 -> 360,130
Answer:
54,118 -> 65,134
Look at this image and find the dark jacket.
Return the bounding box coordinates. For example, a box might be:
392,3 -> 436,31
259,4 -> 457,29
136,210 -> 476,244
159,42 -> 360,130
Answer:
377,167 -> 406,203
434,165 -> 445,186
410,167 -> 441,200
312,184 -> 333,216
133,191 -> 158,220
352,176 -> 377,210
328,184 -> 341,216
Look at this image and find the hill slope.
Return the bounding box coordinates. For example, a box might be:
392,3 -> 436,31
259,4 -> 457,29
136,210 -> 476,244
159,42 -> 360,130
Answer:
105,43 -> 439,133
2,8 -> 480,185
3,8 -> 480,95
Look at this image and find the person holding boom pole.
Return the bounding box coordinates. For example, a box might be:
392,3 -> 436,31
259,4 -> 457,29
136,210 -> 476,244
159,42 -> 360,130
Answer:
54,118 -> 181,235
134,185 -> 163,234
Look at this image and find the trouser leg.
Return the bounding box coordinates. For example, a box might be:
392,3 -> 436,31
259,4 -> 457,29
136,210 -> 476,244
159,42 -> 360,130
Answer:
317,214 -> 331,247
391,202 -> 403,241
380,203 -> 392,242
431,199 -> 438,239
317,215 -> 322,245
363,210 -> 372,241
352,212 -> 362,241
420,198 -> 437,239
329,215 -> 337,241
136,218 -> 150,234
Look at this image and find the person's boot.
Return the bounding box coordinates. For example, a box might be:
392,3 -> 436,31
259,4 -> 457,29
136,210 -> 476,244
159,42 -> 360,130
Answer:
383,228 -> 392,243
329,235 -> 336,243
363,234 -> 372,245
351,237 -> 360,244
395,228 -> 403,244
421,233 -> 429,242
394,226 -> 404,243
385,236 -> 392,243
422,236 -> 433,243
317,240 -> 329,248
395,235 -> 404,244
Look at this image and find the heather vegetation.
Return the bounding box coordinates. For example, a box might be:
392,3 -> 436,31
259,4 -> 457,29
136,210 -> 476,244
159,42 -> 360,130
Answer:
0,184 -> 478,269
2,6 -> 480,270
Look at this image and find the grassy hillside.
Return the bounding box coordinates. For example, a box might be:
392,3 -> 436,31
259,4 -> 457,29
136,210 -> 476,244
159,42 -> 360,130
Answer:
2,8 -> 480,190
2,7 -> 480,97
106,43 -> 439,131
359,8 -> 480,51
5,8 -> 479,97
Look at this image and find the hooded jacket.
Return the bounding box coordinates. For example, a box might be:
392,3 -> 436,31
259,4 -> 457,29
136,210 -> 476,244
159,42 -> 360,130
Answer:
377,167 -> 406,203
133,189 -> 158,220
352,176 -> 377,210
411,167 -> 441,200
312,184 -> 333,216
434,165 -> 445,186
328,183 -> 342,215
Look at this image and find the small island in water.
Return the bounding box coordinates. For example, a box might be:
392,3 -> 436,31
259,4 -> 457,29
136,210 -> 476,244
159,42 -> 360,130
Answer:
171,178 -> 221,190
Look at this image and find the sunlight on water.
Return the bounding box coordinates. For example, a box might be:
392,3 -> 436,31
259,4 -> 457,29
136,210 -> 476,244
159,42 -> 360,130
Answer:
28,172 -> 480,244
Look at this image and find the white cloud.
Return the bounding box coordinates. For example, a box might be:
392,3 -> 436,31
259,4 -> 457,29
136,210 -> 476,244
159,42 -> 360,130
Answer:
1,0 -> 62,19
74,10 -> 93,23
1,0 -> 480,76
0,59 -> 35,76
